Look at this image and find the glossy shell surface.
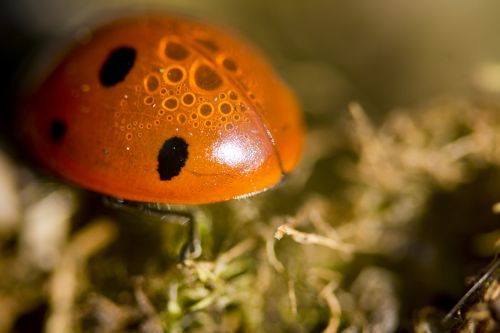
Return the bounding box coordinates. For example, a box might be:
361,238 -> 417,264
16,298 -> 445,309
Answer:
21,15 -> 305,204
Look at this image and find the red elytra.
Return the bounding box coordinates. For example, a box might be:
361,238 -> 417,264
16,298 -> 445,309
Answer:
20,15 -> 305,205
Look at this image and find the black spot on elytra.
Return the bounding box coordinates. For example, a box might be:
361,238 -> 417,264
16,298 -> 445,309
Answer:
99,46 -> 136,87
157,137 -> 189,181
50,120 -> 66,143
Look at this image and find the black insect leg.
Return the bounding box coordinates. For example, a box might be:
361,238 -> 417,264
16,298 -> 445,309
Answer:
103,197 -> 202,262
178,211 -> 201,262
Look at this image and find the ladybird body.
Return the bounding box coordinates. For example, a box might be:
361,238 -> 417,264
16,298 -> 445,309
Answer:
21,15 -> 304,204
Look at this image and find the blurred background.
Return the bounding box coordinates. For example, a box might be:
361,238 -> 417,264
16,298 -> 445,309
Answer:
1,1 -> 500,332
4,0 -> 500,118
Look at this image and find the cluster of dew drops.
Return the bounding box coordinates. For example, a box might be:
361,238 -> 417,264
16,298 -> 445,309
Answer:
115,33 -> 257,142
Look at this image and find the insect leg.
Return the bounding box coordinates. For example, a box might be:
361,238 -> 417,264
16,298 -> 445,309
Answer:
103,197 -> 202,261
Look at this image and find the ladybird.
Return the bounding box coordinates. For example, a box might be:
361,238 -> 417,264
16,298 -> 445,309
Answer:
20,15 -> 304,205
